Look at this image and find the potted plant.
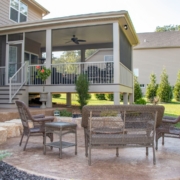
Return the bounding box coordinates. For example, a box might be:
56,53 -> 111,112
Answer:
36,66 -> 51,108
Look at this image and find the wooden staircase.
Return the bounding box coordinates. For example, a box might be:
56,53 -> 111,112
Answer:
0,86 -> 26,108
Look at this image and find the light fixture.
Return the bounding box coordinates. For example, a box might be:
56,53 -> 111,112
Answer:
124,24 -> 128,30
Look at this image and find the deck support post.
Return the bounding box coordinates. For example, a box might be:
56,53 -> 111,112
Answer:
123,93 -> 128,105
66,93 -> 71,107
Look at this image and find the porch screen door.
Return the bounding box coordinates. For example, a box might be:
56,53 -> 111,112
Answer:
7,43 -> 22,83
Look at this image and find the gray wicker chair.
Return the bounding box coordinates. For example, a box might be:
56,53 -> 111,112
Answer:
15,100 -> 54,151
156,115 -> 180,150
82,105 -> 165,165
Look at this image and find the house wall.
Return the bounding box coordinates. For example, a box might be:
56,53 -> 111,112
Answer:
0,0 -> 42,26
85,49 -> 113,62
133,48 -> 180,94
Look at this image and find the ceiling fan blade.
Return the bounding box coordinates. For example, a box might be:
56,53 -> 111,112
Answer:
78,40 -> 86,42
65,40 -> 72,44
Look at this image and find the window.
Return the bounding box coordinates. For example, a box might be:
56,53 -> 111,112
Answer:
10,0 -> 27,23
140,84 -> 145,88
133,68 -> 139,77
104,55 -> 113,62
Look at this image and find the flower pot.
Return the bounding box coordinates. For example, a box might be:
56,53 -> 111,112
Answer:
40,92 -> 48,108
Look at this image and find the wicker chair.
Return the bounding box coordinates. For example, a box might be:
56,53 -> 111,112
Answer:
156,115 -> 180,150
82,105 -> 165,165
15,100 -> 54,151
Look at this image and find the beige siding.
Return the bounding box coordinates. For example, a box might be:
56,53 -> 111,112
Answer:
0,0 -> 42,26
86,50 -> 113,62
133,48 -> 180,94
27,2 -> 42,22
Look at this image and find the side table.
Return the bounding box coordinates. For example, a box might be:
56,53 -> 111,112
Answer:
44,122 -> 77,158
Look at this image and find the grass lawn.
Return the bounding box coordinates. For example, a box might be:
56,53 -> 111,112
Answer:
53,94 -> 180,117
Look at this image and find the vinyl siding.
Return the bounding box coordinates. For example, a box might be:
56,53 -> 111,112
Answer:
0,0 -> 42,26
133,48 -> 180,91
86,50 -> 113,62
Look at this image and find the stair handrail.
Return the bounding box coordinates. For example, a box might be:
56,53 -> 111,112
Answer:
9,62 -> 27,103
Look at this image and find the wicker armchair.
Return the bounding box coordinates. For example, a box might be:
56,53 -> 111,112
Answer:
156,115 -> 180,150
82,105 -> 165,165
15,100 -> 54,151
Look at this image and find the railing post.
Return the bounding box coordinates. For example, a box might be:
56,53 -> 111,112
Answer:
9,77 -> 12,103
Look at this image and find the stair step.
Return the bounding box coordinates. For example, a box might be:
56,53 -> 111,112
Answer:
0,93 -> 22,98
0,103 -> 16,108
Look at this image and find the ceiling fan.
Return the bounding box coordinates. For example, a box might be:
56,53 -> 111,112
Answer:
66,35 -> 86,45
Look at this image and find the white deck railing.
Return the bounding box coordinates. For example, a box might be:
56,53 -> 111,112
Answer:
0,66 -> 5,86
120,63 -> 133,87
27,62 -> 133,87
9,63 -> 27,103
28,64 -> 45,85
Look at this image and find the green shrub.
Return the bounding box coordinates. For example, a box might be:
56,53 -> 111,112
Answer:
135,98 -> 147,105
105,94 -> 113,101
173,71 -> 180,101
59,109 -> 72,117
157,68 -> 172,102
52,94 -> 61,98
134,76 -> 143,102
0,151 -> 11,161
146,73 -> 158,102
75,74 -> 90,111
95,93 -> 106,100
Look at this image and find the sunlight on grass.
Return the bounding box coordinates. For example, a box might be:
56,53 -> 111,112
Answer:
53,94 -> 180,117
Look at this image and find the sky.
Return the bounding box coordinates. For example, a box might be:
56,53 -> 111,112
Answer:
35,0 -> 180,33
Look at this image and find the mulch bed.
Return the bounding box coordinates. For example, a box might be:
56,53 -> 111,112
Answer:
0,161 -> 55,180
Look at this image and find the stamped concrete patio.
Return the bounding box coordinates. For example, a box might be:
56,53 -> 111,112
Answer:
0,117 -> 180,180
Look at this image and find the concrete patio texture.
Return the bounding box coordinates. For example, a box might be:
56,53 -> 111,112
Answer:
0,117 -> 180,180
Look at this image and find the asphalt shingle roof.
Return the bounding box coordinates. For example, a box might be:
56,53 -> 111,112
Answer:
134,31 -> 180,49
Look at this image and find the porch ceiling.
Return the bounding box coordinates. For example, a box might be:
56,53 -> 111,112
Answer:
25,24 -> 113,48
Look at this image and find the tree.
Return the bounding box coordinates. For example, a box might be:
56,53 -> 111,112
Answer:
157,68 -> 172,102
146,73 -> 158,102
155,25 -> 180,32
75,74 -> 91,111
173,70 -> 180,101
134,76 -> 143,102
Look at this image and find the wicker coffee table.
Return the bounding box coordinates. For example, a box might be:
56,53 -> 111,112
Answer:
44,122 -> 77,158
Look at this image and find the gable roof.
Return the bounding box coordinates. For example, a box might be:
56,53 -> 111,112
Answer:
134,31 -> 180,49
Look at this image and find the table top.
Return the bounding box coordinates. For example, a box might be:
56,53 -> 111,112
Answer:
45,122 -> 77,128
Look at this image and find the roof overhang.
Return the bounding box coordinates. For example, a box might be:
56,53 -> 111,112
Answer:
0,10 -> 139,46
27,0 -> 50,17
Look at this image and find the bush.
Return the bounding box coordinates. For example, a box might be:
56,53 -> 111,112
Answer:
157,68 -> 172,102
135,98 -> 147,105
105,94 -> 113,101
146,73 -> 158,102
75,74 -> 90,111
134,76 -> 143,102
52,94 -> 61,98
173,71 -> 180,101
95,94 -> 106,100
0,151 -> 11,161
59,109 -> 72,117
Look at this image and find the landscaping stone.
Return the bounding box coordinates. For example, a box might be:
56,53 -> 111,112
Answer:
0,127 -> 7,144
0,123 -> 20,138
0,161 -> 55,180
6,119 -> 34,135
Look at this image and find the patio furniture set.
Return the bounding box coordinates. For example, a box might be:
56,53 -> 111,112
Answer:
15,100 -> 180,165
